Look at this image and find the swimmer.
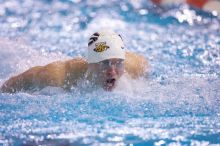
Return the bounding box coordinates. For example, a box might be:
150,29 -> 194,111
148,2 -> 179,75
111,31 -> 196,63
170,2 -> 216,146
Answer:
0,30 -> 149,93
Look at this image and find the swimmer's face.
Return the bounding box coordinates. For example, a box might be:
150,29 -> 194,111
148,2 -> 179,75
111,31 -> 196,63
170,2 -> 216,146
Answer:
89,58 -> 125,91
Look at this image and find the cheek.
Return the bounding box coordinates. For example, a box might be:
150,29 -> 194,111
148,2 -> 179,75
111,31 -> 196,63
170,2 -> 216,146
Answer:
117,68 -> 125,77
96,68 -> 106,78
118,70 -> 124,77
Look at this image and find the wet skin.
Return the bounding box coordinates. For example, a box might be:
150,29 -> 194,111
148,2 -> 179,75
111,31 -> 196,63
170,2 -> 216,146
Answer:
0,52 -> 148,93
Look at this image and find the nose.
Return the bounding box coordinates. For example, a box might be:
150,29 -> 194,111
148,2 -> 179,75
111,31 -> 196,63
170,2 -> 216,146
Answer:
106,66 -> 117,77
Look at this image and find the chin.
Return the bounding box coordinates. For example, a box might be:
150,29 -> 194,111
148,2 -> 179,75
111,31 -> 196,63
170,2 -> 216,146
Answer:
103,85 -> 116,91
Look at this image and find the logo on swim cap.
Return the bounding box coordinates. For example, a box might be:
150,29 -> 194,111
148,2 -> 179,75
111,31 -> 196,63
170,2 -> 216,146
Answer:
94,42 -> 110,52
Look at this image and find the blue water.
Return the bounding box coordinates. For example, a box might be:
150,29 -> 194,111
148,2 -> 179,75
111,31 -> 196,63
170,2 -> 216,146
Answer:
0,0 -> 220,145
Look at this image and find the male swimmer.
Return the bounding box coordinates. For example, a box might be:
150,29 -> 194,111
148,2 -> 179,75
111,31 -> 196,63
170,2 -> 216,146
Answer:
1,30 -> 148,93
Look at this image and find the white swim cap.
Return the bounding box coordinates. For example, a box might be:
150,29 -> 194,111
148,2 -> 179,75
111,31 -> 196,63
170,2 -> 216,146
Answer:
87,30 -> 125,63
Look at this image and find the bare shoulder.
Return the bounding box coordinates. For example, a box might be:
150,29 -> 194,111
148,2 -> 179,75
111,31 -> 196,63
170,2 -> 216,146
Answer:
65,57 -> 88,74
125,51 -> 149,79
65,57 -> 88,68
35,58 -> 88,88
35,60 -> 66,87
63,57 -> 88,89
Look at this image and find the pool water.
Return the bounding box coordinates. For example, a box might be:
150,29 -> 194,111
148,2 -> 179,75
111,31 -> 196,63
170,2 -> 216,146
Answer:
0,0 -> 220,145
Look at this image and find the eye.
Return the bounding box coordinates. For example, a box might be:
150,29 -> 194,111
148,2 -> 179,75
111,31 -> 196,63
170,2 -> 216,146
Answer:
117,60 -> 123,64
116,60 -> 124,67
102,60 -> 110,66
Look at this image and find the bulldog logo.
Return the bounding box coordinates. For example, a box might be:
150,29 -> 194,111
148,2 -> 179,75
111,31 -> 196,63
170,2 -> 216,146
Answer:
94,42 -> 110,52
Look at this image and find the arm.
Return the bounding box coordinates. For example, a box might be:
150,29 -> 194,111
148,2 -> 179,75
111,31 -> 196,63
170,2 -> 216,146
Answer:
1,61 -> 67,93
0,58 -> 87,93
0,66 -> 43,93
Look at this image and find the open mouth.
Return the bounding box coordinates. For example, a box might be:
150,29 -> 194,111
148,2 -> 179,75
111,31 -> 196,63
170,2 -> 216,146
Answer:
106,78 -> 116,84
105,78 -> 116,90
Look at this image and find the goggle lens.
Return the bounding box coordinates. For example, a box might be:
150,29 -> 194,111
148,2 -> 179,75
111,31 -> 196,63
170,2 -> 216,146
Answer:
99,59 -> 124,70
